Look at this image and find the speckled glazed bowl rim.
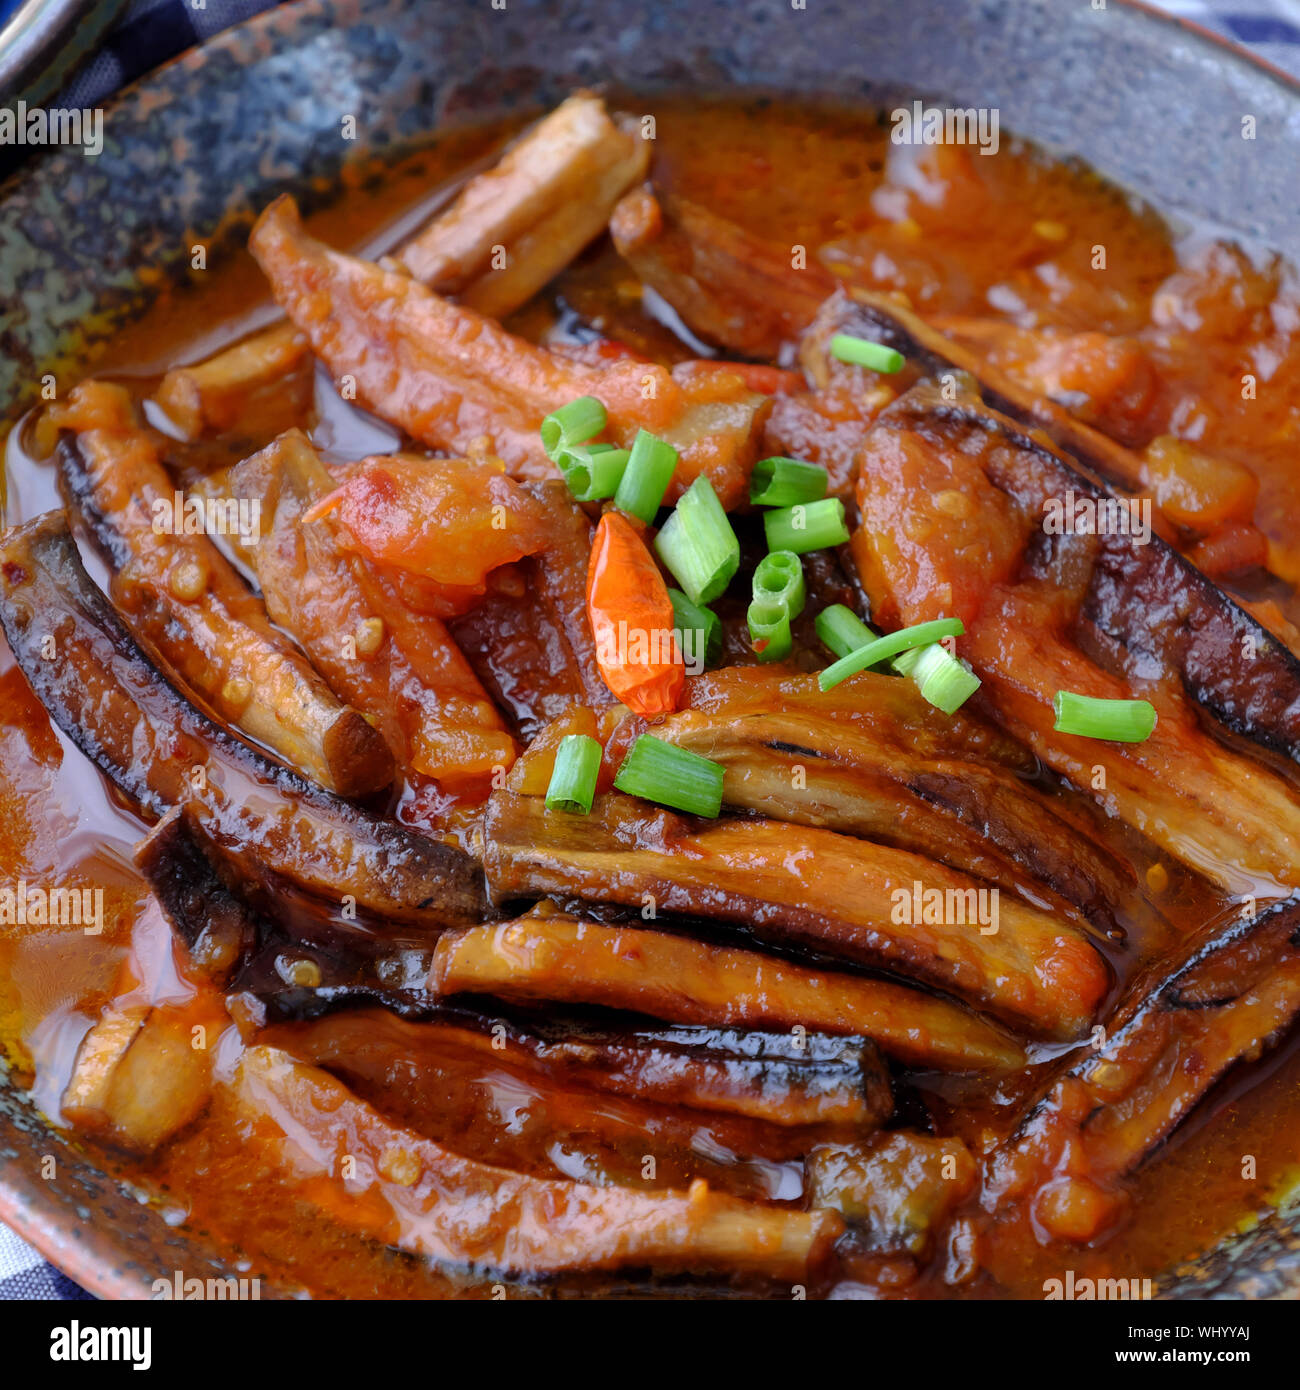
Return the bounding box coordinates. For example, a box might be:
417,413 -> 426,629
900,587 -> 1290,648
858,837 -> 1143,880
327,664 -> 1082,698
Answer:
2,0 -> 1300,1300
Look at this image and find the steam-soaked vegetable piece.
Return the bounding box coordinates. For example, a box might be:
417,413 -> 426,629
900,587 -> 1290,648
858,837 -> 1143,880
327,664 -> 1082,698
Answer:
433,912 -> 1024,1072
260,1009 -> 833,1201
983,897 -> 1300,1253
153,321 -> 310,442
0,513 -> 487,935
484,784 -> 1109,1039
235,1045 -> 843,1279
401,91 -> 650,318
852,381 -> 1300,897
632,667 -> 1132,932
610,187 -> 832,358
229,432 -> 517,786
807,1132 -> 977,1253
134,808 -> 257,984
53,382 -> 395,799
587,511 -> 685,716
251,1005 -> 887,1130
249,196 -> 770,507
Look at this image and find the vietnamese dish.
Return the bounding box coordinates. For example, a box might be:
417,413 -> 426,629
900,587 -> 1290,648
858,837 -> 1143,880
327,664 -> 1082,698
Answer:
3,90 -> 1300,1299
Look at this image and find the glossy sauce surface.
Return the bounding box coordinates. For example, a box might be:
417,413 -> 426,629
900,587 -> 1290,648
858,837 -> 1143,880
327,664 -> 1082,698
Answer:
2,99 -> 1299,1299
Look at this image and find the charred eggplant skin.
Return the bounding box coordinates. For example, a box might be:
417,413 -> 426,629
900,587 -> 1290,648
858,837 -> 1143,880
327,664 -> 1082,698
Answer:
0,511 -> 487,931
839,295 -> 1300,763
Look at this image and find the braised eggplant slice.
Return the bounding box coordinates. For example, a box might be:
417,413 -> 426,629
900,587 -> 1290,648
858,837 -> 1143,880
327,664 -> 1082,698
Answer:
984,896 -> 1300,1247
484,786 -> 1107,1040
235,1044 -> 843,1280
0,512 -> 486,933
851,380 -> 1300,896
134,807 -> 257,984
433,910 -> 1024,1072
154,320 -> 311,443
253,1004 -> 889,1132
54,383 -> 394,798
228,429 -> 518,786
248,194 -> 770,507
258,1010 -> 829,1201
633,667 -> 1132,931
610,187 -> 831,358
402,91 -> 650,318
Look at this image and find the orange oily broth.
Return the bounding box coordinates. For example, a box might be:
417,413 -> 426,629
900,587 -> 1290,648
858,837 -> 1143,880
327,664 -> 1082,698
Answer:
0,98 -> 1295,1296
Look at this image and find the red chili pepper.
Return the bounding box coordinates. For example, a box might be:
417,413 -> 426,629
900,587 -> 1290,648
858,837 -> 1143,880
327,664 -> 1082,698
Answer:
586,511 -> 685,717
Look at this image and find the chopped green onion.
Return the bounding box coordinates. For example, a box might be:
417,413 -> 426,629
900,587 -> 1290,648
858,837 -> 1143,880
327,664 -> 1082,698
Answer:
541,396 -> 607,458
558,445 -> 629,501
830,334 -> 905,374
614,733 -> 725,817
748,599 -> 793,663
668,587 -> 721,668
653,474 -> 740,604
752,550 -> 806,620
814,604 -> 878,659
613,429 -> 678,523
1053,690 -> 1157,743
903,643 -> 981,715
762,498 -> 850,555
818,618 -> 965,692
544,734 -> 603,814
813,603 -> 979,713
749,456 -> 829,507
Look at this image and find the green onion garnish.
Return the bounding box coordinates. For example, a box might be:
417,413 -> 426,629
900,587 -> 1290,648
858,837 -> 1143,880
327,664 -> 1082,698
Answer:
763,498 -> 851,555
900,643 -> 981,715
814,604 -> 979,713
1053,690 -> 1157,743
614,734 -> 725,817
748,599 -> 793,662
541,396 -> 607,458
749,456 -> 829,508
653,474 -> 740,604
752,550 -> 806,620
814,604 -> 878,659
818,617 -> 965,692
830,334 -> 905,374
668,587 -> 721,668
544,733 -> 603,814
559,444 -> 629,501
613,429 -> 678,524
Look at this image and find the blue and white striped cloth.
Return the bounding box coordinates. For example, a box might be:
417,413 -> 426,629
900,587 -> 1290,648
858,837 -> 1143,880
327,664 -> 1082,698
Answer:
2,0 -> 1299,1302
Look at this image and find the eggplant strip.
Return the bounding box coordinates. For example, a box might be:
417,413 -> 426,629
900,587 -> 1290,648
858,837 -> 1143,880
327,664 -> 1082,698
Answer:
248,195 -> 770,508
610,187 -> 831,358
274,1007 -> 889,1137
0,512 -> 486,933
483,788 -> 1108,1039
642,668 -> 1132,931
434,911 -> 1024,1073
134,808 -> 257,984
235,1044 -> 843,1280
258,1010 -> 829,1200
402,91 -> 650,318
228,430 -> 517,785
853,383 -> 1300,896
54,384 -> 393,798
154,320 -> 311,442
983,897 -> 1300,1246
